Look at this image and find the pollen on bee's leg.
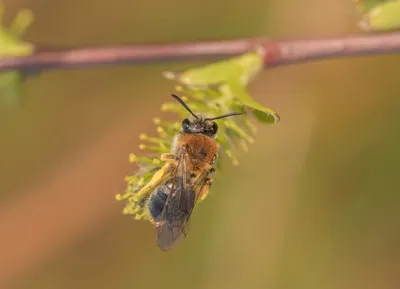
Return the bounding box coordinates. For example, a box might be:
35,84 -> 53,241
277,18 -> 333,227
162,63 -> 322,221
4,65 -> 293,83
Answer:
198,187 -> 209,201
198,178 -> 213,201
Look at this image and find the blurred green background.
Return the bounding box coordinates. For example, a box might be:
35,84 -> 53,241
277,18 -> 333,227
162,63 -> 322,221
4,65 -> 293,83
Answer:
1,0 -> 399,289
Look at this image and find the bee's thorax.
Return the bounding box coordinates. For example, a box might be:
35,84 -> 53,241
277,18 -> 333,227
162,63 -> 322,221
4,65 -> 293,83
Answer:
174,133 -> 218,171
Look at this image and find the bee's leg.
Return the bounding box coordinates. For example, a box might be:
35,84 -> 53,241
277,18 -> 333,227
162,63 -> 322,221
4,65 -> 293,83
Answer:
160,153 -> 178,163
198,178 -> 213,201
134,162 -> 175,198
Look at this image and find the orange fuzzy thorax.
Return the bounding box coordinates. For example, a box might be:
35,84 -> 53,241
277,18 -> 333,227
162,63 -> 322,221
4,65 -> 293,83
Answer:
177,133 -> 218,171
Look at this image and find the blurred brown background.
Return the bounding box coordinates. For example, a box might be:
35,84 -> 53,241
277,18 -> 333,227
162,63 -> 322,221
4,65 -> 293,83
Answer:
0,0 -> 399,289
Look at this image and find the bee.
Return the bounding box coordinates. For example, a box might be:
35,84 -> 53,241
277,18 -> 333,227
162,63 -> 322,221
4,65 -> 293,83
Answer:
139,94 -> 242,251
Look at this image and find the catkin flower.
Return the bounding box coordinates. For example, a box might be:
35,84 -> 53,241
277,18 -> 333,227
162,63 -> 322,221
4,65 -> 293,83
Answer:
116,49 -> 279,221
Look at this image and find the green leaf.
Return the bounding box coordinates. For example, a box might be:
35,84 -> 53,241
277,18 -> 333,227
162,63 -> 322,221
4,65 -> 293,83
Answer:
163,47 -> 264,87
222,81 -> 280,124
164,47 -> 279,124
251,109 -> 280,124
358,0 -> 400,31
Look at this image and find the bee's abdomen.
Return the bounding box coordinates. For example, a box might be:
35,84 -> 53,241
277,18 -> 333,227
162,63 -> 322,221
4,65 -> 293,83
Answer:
148,185 -> 169,222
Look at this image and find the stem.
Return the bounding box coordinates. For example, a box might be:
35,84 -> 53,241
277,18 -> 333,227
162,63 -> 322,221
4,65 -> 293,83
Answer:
1,32 -> 400,72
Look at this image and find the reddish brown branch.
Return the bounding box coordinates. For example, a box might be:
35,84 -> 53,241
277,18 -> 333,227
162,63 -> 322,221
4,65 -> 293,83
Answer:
0,32 -> 400,72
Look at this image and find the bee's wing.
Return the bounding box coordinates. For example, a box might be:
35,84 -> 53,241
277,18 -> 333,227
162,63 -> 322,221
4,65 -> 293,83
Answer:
156,149 -> 210,251
178,168 -> 210,238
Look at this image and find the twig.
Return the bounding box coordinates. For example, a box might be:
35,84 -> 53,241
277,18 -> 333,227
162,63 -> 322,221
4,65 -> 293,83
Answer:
0,32 -> 400,72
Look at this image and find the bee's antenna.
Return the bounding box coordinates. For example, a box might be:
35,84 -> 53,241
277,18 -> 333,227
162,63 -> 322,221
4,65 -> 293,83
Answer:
205,112 -> 242,121
170,94 -> 199,119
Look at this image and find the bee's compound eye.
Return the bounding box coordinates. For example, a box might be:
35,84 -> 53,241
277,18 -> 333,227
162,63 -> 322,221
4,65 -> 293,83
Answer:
212,122 -> 218,134
182,118 -> 190,132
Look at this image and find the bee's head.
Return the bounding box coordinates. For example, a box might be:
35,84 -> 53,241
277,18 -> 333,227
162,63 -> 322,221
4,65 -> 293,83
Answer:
181,115 -> 218,137
171,93 -> 242,137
